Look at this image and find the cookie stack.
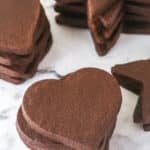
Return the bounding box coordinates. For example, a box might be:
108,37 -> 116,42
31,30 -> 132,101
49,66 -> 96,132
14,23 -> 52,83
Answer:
17,68 -> 122,150
124,0 -> 150,34
87,0 -> 124,56
112,59 -> 150,131
54,0 -> 87,28
0,0 -> 52,84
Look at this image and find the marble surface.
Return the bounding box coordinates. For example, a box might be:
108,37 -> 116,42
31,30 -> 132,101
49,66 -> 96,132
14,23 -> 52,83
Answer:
0,0 -> 150,149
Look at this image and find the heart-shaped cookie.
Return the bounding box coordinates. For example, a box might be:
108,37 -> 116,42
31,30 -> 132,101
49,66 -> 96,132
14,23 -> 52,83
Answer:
0,0 -> 41,55
20,68 -> 122,150
87,0 -> 123,55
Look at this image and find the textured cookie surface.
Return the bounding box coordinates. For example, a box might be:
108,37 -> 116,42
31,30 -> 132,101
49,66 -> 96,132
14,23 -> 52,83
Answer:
0,0 -> 41,55
22,68 -> 121,150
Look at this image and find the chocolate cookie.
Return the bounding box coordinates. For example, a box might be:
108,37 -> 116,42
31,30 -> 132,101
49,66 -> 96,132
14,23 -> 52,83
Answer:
0,7 -> 48,67
18,108 -> 114,150
0,0 -> 52,84
54,0 -> 87,28
97,23 -> 122,55
56,14 -> 87,28
124,14 -> 150,23
55,0 -> 86,4
0,21 -> 51,81
112,60 -> 150,131
126,0 -> 150,5
0,0 -> 42,55
0,73 -> 23,84
17,108 -> 71,150
24,28 -> 52,80
125,4 -> 150,17
54,3 -> 86,17
124,0 -> 150,34
19,68 -> 121,149
123,21 -> 150,34
88,0 -> 123,55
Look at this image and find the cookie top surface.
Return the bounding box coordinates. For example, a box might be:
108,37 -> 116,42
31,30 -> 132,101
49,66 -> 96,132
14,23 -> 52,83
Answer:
0,0 -> 41,55
112,59 -> 150,85
22,68 -> 121,150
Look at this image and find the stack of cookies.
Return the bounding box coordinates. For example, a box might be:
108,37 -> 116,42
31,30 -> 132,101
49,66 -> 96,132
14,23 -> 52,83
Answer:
54,0 -> 87,28
0,0 -> 52,84
87,0 -> 124,56
17,68 -> 122,150
124,0 -> 150,34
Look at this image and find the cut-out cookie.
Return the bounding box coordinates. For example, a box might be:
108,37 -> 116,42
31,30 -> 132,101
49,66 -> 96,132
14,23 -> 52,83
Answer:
17,68 -> 122,149
112,60 -> 150,131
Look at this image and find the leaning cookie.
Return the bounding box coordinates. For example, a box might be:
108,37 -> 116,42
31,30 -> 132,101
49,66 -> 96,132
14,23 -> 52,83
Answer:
87,0 -> 123,55
112,59 -> 150,131
55,14 -> 87,28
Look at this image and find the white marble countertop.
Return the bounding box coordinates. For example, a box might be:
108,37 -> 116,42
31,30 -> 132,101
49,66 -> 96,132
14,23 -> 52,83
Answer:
0,0 -> 150,149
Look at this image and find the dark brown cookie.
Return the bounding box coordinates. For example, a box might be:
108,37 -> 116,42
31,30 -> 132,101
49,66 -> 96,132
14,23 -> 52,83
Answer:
99,0 -> 123,29
0,0 -> 42,55
0,7 -> 48,67
55,0 -> 86,4
123,21 -> 150,34
54,0 -> 87,28
93,23 -> 122,55
17,108 -> 112,150
0,24 -> 52,84
0,13 -> 50,72
1,38 -> 51,84
125,4 -> 150,17
87,0 -> 123,55
126,0 -> 150,5
23,28 -> 52,80
54,3 -> 86,17
55,14 -> 87,28
112,59 -> 150,131
0,73 -> 23,84
124,13 -> 150,23
102,11 -> 123,40
17,108 -> 71,150
0,24 -> 51,78
21,68 -> 121,149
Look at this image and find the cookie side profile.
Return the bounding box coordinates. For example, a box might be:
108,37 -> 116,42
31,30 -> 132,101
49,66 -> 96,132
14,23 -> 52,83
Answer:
112,60 -> 150,131
87,0 -> 123,55
0,1 -> 52,84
